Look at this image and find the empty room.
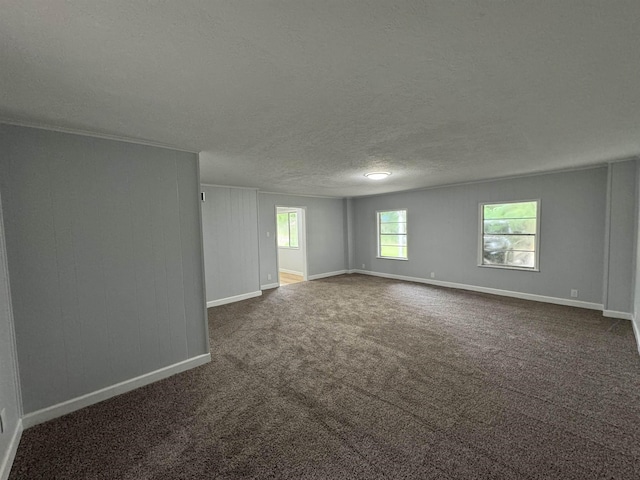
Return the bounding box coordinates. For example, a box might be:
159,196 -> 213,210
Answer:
1,2 -> 639,479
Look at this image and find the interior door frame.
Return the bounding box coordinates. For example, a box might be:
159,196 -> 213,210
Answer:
274,205 -> 308,284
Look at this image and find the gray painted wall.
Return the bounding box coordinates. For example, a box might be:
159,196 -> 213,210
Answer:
0,125 -> 208,414
201,186 -> 260,301
0,193 -> 21,474
604,161 -> 637,314
353,168 -> 607,304
259,193 -> 347,285
345,198 -> 355,271
633,160 -> 640,349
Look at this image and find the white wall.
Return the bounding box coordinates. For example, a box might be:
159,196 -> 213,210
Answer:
278,247 -> 304,275
0,125 -> 209,415
0,193 -> 22,480
201,186 -> 260,303
353,167 -> 608,306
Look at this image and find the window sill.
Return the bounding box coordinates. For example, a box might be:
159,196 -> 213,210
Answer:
377,256 -> 408,261
278,246 -> 300,250
478,264 -> 539,272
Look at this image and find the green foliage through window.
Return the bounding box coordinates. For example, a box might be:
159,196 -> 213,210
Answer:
277,212 -> 299,248
481,201 -> 538,269
378,210 -> 407,259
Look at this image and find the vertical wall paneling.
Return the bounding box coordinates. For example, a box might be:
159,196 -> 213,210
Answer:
632,159 -> 640,352
345,198 -> 355,270
0,125 -> 208,414
0,184 -> 23,480
200,185 -> 260,303
179,155 -> 209,355
604,160 -> 637,314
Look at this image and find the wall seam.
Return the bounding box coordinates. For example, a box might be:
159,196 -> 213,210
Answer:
602,164 -> 613,310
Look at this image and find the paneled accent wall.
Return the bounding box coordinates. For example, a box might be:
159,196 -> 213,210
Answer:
604,160 -> 637,314
200,186 -> 260,302
0,125 -> 208,414
0,189 -> 22,475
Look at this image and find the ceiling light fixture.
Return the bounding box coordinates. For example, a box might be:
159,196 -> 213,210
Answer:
364,171 -> 391,180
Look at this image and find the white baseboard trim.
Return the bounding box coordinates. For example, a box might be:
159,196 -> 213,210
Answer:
22,353 -> 211,429
351,270 -> 603,311
308,270 -> 348,281
603,310 -> 633,321
0,419 -> 22,480
279,268 -> 303,276
261,283 -> 279,290
207,290 -> 261,308
632,316 -> 640,356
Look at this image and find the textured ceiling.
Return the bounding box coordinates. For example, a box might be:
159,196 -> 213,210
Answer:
1,1 -> 639,197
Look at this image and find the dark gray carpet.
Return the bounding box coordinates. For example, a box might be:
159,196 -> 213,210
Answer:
10,274 -> 640,479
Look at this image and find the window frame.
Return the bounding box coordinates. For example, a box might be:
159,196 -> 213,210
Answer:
478,199 -> 540,272
376,209 -> 408,261
277,211 -> 299,249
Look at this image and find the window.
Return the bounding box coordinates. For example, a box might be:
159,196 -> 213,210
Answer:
378,210 -> 407,259
277,211 -> 299,248
479,200 -> 539,270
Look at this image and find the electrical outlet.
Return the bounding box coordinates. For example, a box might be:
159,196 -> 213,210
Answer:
430,272 -> 435,278
268,273 -> 272,281
266,231 -> 270,238
362,264 -> 365,269
570,289 -> 578,298
0,408 -> 5,434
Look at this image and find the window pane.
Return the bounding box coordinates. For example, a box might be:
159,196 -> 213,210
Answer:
380,234 -> 407,246
484,219 -> 536,235
277,213 -> 289,247
289,213 -> 298,248
378,210 -> 407,259
483,235 -> 535,252
483,235 -> 511,255
379,210 -> 406,222
380,223 -> 407,234
505,235 -> 535,251
483,219 -> 534,235
483,250 -> 535,268
504,251 -> 535,268
507,219 -> 536,235
481,201 -> 538,269
380,245 -> 407,258
483,201 -> 537,219
483,249 -> 507,265
483,220 -> 512,234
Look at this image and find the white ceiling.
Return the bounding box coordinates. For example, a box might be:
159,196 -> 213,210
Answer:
1,1 -> 639,197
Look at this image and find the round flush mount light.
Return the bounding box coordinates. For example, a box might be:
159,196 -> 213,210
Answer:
364,171 -> 391,180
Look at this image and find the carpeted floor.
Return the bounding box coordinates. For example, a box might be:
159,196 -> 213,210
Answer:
9,274 -> 640,479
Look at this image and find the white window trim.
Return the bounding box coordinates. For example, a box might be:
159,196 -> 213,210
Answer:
477,199 -> 540,272
376,209 -> 408,261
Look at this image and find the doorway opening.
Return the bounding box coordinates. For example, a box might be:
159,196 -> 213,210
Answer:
275,206 -> 307,286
